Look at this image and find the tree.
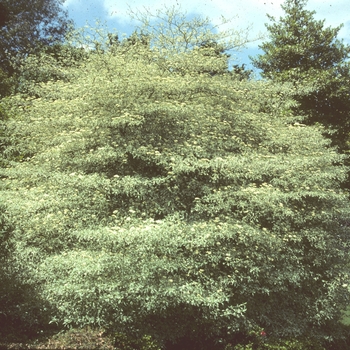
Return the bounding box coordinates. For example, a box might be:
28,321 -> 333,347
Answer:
129,5 -> 257,54
1,20 -> 350,349
0,0 -> 72,77
129,5 -> 263,76
251,0 -> 350,150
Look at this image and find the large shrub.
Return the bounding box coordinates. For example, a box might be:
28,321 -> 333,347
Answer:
1,24 -> 349,348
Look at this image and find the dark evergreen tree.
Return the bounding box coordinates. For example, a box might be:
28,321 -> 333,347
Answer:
251,0 -> 350,150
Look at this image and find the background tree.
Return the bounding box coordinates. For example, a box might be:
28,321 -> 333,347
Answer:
251,0 -> 350,151
0,0 -> 72,96
129,5 -> 256,53
129,5 -> 263,77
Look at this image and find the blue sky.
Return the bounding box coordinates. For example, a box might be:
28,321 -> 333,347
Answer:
63,0 -> 350,73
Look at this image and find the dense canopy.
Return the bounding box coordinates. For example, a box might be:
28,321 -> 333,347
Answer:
1,35 -> 349,348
